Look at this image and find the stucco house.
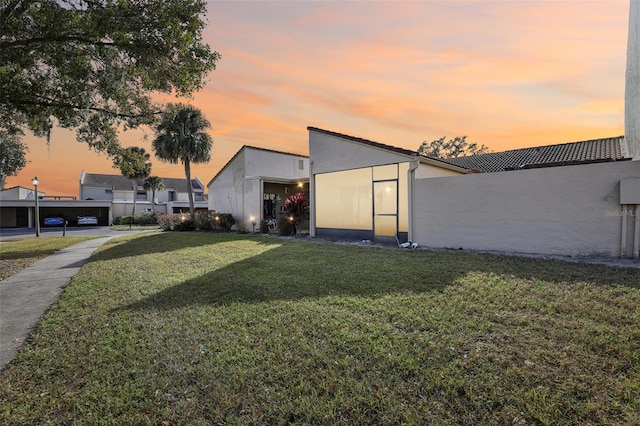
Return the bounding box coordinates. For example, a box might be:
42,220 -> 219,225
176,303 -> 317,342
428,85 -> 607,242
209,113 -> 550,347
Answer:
308,127 -> 468,244
308,127 -> 640,259
0,184 -> 110,228
207,146 -> 309,231
80,171 -> 208,219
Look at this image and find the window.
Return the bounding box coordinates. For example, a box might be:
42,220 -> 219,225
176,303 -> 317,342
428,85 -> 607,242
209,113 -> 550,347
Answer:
105,189 -> 113,194
169,191 -> 176,201
298,159 -> 304,170
316,168 -> 372,230
315,162 -> 410,233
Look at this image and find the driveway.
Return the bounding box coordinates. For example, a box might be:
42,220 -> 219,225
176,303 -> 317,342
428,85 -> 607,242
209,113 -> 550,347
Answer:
0,226 -> 158,241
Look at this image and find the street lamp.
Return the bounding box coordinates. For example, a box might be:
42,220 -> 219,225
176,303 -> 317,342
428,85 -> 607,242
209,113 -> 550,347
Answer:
32,177 -> 40,237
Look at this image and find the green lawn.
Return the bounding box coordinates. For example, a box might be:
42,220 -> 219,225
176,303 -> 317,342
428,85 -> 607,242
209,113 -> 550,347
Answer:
1,233 -> 639,425
0,237 -> 97,281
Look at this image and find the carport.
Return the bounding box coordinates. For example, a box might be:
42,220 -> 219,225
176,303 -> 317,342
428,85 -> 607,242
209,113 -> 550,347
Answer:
0,199 -> 112,228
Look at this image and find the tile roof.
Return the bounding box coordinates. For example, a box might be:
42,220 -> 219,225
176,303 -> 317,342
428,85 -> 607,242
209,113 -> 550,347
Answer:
443,136 -> 629,172
82,173 -> 202,192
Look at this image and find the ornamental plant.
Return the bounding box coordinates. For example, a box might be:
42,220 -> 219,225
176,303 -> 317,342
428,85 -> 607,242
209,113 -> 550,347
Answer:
284,192 -> 309,225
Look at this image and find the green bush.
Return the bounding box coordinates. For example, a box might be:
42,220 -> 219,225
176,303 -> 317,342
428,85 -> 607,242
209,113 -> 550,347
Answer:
194,211 -> 214,231
212,213 -> 236,232
260,219 -> 269,234
157,214 -> 181,231
135,211 -> 157,225
174,218 -> 196,231
278,216 -> 296,236
114,211 -> 157,226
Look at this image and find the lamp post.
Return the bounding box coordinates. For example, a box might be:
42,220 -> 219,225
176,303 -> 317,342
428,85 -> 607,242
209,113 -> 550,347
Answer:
32,177 -> 40,237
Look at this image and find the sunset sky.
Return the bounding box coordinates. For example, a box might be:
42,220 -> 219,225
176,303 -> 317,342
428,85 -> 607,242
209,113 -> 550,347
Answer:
7,0 -> 631,196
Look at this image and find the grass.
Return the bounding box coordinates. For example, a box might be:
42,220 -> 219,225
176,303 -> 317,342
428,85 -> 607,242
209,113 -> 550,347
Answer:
0,237 -> 97,281
0,232 -> 639,425
110,224 -> 160,231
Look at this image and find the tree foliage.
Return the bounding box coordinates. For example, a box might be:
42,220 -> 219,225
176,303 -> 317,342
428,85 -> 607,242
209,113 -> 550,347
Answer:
0,130 -> 28,189
152,103 -> 212,220
113,146 -> 151,215
418,136 -> 489,159
143,175 -> 164,212
0,0 -> 220,155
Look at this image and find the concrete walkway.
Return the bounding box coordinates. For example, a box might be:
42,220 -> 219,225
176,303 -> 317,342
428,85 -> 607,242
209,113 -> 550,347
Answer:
0,237 -> 115,372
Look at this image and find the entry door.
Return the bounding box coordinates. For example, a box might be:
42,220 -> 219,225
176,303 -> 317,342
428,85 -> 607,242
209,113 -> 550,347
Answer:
373,180 -> 398,240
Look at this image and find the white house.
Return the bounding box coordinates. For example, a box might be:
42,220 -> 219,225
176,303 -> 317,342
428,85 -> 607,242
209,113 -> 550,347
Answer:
308,127 -> 468,244
79,171 -> 208,218
207,146 -> 309,231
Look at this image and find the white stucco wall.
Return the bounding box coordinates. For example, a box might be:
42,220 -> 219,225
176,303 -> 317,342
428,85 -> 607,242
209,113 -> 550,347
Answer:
208,147 -> 309,229
412,160 -> 640,257
80,186 -> 113,201
309,131 -> 413,174
415,162 -> 465,178
208,149 -> 246,221
244,148 -> 308,180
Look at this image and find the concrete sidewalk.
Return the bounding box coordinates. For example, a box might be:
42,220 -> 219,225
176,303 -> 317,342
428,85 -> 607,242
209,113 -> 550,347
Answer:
0,237 -> 115,372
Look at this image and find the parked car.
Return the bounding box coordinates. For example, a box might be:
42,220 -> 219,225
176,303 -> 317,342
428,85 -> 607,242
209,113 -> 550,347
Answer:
43,214 -> 66,226
77,214 -> 98,225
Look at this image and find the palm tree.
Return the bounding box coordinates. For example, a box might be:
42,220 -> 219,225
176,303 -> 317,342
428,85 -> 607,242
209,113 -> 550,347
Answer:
152,103 -> 213,220
143,176 -> 164,212
113,146 -> 151,218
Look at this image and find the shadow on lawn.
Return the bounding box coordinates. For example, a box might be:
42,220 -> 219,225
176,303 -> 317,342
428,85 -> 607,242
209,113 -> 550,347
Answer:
86,231 -> 249,263
115,234 -> 640,312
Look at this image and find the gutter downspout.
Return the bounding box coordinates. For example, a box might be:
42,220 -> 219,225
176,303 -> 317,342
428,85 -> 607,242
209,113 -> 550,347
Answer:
621,205 -> 628,258
634,204 -> 640,259
309,160 -> 316,238
407,157 -> 420,243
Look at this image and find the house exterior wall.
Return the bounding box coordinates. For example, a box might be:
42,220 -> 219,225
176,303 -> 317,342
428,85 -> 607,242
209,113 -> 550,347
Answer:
309,131 -> 412,174
209,149 -> 246,223
415,163 -> 464,178
80,185 -> 114,201
0,187 -> 38,200
412,160 -> 640,258
208,147 -> 309,229
244,148 -> 308,180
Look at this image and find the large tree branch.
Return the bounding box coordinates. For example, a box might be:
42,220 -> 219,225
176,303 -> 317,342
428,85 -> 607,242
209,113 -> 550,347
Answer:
5,97 -> 161,119
0,35 -> 119,50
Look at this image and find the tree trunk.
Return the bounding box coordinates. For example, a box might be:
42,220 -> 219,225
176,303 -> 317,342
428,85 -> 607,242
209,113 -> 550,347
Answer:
184,160 -> 195,220
131,180 -> 137,216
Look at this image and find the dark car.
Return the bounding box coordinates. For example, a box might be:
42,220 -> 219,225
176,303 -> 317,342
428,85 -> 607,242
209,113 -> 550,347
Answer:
43,214 -> 66,226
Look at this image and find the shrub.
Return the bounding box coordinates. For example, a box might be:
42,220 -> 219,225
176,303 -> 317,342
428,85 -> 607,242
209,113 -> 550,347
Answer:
174,218 -> 196,231
114,216 -> 131,225
194,211 -> 214,231
278,216 -> 296,236
260,219 -> 269,234
114,211 -> 157,226
134,211 -> 157,225
212,213 -> 235,232
157,214 -> 181,231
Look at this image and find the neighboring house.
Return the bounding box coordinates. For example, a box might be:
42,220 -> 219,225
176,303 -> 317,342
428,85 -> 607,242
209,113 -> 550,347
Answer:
0,185 -> 110,228
79,171 -> 208,218
207,146 -> 309,231
0,186 -> 43,201
308,127 -> 640,259
444,136 -> 629,172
